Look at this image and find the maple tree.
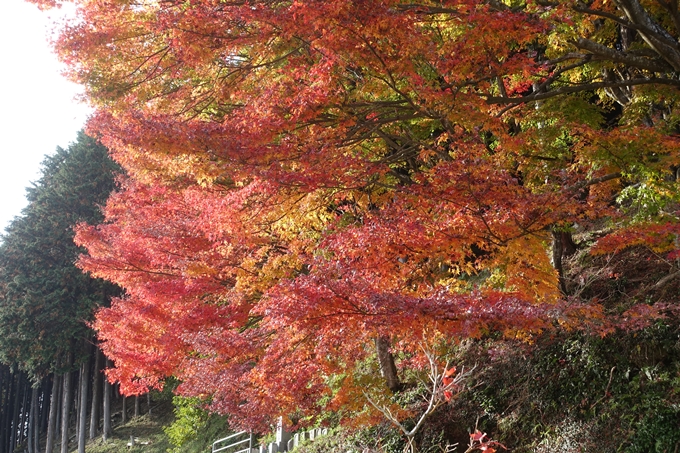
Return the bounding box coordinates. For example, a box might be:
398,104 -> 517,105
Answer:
26,0 -> 680,432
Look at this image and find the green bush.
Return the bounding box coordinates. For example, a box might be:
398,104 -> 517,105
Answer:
164,396 -> 229,453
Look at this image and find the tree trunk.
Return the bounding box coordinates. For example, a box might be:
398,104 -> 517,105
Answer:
375,336 -> 401,392
134,395 -> 140,418
40,377 -> 49,437
10,373 -> 22,453
54,375 -> 62,450
74,371 -> 79,444
19,379 -> 29,451
45,374 -> 61,453
121,395 -> 127,425
89,348 -> 102,439
28,384 -> 38,453
61,353 -> 73,453
102,359 -> 112,441
0,367 -> 8,453
551,229 -> 577,295
33,379 -> 45,453
77,357 -> 90,453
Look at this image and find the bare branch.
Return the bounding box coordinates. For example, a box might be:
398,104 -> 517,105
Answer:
363,342 -> 477,452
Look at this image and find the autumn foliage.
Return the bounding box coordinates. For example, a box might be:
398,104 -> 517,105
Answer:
26,0 -> 680,431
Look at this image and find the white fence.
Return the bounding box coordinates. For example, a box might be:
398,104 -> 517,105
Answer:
212,418 -> 328,453
212,431 -> 256,453
286,427 -> 328,452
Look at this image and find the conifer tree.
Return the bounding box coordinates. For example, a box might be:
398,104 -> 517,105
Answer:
0,132 -> 121,451
0,131 -> 120,379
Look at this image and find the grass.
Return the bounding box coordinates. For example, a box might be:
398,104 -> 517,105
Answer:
81,401 -> 175,453
80,397 -> 230,453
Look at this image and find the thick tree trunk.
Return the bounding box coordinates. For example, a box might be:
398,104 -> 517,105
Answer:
134,395 -> 140,417
102,359 -> 112,441
89,348 -> 102,439
45,374 -> 61,453
61,353 -> 73,453
77,356 -> 90,453
375,336 -> 401,392
551,229 -> 577,295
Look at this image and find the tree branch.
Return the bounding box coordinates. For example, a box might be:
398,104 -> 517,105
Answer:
485,78 -> 680,105
614,0 -> 680,70
568,172 -> 623,193
574,38 -> 674,73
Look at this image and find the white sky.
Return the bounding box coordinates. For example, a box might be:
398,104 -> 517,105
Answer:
0,0 -> 91,232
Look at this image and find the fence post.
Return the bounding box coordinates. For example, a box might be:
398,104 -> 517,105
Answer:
275,417 -> 291,452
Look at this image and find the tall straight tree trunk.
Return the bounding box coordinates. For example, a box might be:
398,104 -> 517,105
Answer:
77,356 -> 90,453
72,369 -> 79,437
40,377 -> 50,436
28,384 -> 38,453
121,395 -> 127,425
102,359 -> 112,441
8,373 -> 16,452
60,352 -> 73,453
10,373 -> 22,453
54,376 -> 62,450
134,396 -> 140,417
19,379 -> 29,451
33,379 -> 45,453
45,374 -> 61,453
1,368 -> 11,453
375,337 -> 401,392
89,348 -> 102,439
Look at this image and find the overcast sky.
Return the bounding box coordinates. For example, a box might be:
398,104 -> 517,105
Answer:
0,0 -> 91,232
